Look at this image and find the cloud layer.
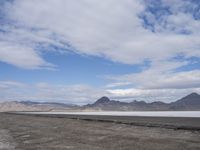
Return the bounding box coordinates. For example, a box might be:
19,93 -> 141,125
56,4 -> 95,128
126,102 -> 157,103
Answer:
0,0 -> 200,103
1,0 -> 199,67
0,80 -> 200,104
0,81 -> 107,104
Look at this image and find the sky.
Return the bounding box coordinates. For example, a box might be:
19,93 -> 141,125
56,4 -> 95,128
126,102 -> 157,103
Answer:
0,0 -> 200,105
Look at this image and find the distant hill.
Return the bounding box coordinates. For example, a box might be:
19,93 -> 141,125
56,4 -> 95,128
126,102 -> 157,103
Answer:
84,96 -> 168,111
84,93 -> 200,111
0,101 -> 41,112
0,101 -> 78,112
20,101 -> 76,108
0,93 -> 200,112
169,93 -> 200,110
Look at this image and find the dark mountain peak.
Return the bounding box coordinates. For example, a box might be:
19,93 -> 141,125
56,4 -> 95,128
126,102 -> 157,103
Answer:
170,93 -> 200,110
150,101 -> 166,105
176,92 -> 200,103
94,96 -> 110,105
131,100 -> 138,103
130,100 -> 146,105
184,92 -> 199,98
86,92 -> 200,111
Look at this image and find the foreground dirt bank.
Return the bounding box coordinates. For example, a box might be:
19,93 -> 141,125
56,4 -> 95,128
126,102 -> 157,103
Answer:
0,113 -> 200,150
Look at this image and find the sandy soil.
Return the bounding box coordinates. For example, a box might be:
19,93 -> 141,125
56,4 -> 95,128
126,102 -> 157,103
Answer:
0,113 -> 200,150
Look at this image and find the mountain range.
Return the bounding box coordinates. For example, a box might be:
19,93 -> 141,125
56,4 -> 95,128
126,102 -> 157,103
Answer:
0,101 -> 78,112
0,93 -> 200,112
84,93 -> 200,111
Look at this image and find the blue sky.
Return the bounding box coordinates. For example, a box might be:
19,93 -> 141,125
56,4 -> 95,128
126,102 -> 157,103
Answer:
0,0 -> 200,104
1,51 -> 145,85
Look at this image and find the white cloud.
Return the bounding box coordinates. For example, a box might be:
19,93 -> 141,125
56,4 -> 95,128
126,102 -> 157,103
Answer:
0,79 -> 199,104
0,81 -> 25,89
0,0 -> 199,68
106,60 -> 200,89
0,0 -> 199,103
106,82 -> 132,88
108,88 -> 200,103
0,41 -> 54,69
105,59 -> 200,102
0,81 -> 108,105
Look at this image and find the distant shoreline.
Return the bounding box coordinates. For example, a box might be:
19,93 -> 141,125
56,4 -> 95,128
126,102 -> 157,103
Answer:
11,110 -> 200,118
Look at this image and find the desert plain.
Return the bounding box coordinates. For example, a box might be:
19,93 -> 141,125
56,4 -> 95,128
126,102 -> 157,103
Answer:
0,113 -> 200,150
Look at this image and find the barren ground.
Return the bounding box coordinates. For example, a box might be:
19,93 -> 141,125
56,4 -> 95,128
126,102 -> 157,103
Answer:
0,113 -> 200,150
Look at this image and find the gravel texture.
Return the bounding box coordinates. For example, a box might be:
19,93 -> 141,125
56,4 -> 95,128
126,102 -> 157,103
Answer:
0,113 -> 200,150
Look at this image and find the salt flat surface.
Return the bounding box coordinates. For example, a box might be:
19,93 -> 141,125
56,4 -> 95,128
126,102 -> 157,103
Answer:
19,111 -> 200,118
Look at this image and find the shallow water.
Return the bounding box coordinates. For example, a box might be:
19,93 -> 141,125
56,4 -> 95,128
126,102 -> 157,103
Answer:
19,111 -> 200,118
